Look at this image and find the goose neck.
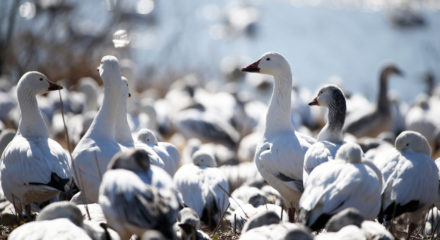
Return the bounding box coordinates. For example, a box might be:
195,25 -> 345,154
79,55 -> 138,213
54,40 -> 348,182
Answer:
318,100 -> 345,143
377,71 -> 390,113
88,87 -> 119,140
116,98 -> 134,146
17,89 -> 49,138
264,71 -> 294,137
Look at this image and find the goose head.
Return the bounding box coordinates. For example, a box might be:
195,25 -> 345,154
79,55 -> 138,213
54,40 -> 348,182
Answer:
335,143 -> 363,164
395,130 -> 431,156
17,71 -> 62,95
108,148 -> 151,172
192,150 -> 217,167
97,56 -> 122,86
241,52 -> 290,77
309,84 -> 345,108
380,64 -> 403,79
136,128 -> 158,146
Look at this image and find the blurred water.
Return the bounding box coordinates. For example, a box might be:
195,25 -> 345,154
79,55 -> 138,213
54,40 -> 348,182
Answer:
14,0 -> 440,102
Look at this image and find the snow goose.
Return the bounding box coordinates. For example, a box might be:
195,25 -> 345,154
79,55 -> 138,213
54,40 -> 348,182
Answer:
115,76 -> 134,148
376,130 -> 438,238
37,201 -> 120,240
299,143 -> 382,231
173,150 -> 229,229
136,128 -> 180,176
72,56 -> 123,203
175,207 -> 211,240
344,64 -> 403,138
241,52 -> 315,221
0,71 -> 72,219
239,222 -> 313,240
99,148 -> 180,240
303,85 -> 346,187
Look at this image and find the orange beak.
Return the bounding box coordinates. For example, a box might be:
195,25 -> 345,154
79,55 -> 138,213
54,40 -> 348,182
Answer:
241,60 -> 261,72
308,97 -> 319,106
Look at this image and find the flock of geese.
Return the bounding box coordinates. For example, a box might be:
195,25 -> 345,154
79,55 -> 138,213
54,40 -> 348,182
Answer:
0,52 -> 439,240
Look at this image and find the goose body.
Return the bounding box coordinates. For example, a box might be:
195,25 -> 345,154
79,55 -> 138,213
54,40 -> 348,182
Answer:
344,64 -> 403,138
173,150 -> 229,229
99,149 -> 179,240
241,52 -> 315,220
0,71 -> 71,216
303,85 -> 346,187
376,131 -> 438,226
299,143 -> 382,231
72,56 -> 123,203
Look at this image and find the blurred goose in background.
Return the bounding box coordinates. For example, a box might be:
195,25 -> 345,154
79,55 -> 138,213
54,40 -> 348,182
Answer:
175,207 -> 212,240
136,128 -> 180,176
241,52 -> 315,221
376,130 -> 438,238
72,56 -> 123,203
37,201 -> 120,240
99,148 -> 179,240
299,143 -> 382,231
115,76 -> 134,148
303,85 -> 346,187
0,128 -> 15,156
344,64 -> 403,138
173,150 -> 229,229
0,71 -> 72,219
239,221 -> 313,240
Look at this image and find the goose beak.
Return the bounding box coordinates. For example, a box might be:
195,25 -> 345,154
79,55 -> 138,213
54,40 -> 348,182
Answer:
241,60 -> 261,72
128,93 -> 131,98
48,81 -> 63,91
395,68 -> 404,76
308,97 -> 319,106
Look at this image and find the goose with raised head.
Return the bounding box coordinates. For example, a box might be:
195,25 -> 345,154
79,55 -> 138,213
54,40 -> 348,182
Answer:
299,143 -> 382,231
115,76 -> 134,149
0,71 -> 72,219
375,130 -> 438,239
173,150 -> 229,229
303,85 -> 347,187
72,56 -> 123,203
344,64 -> 403,138
99,148 -> 180,240
241,52 -> 315,221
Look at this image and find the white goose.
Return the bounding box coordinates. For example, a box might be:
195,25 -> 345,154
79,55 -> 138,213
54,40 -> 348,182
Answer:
344,64 -> 403,138
241,52 -> 315,221
135,128 -> 180,176
173,150 -> 229,229
303,85 -> 346,188
72,56 -> 123,203
376,130 -> 438,238
115,76 -> 134,149
0,71 -> 72,218
99,148 -> 180,240
299,143 -> 382,231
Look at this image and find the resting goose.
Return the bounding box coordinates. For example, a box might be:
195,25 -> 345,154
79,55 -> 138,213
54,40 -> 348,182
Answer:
344,64 -> 403,138
303,85 -> 346,187
299,143 -> 382,231
241,52 -> 315,221
72,56 -> 123,203
99,148 -> 180,240
136,128 -> 180,176
173,150 -> 229,229
376,130 -> 438,238
0,71 -> 72,219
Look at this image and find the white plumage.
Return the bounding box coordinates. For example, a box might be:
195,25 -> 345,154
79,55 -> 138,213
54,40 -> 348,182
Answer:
72,56 -> 123,203
173,150 -> 229,229
299,143 -> 382,231
0,71 -> 71,218
241,52 -> 315,221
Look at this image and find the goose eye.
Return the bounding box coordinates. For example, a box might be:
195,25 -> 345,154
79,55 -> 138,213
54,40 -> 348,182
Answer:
39,78 -> 43,81
266,57 -> 271,61
406,143 -> 409,146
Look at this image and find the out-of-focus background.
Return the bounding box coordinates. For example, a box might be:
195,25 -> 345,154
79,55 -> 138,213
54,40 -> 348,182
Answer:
1,0 -> 439,101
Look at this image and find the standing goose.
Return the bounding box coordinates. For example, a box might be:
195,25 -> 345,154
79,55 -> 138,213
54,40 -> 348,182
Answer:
72,56 -> 123,203
299,143 -> 382,231
241,52 -> 315,221
0,71 -> 72,219
376,130 -> 438,238
115,76 -> 134,149
344,64 -> 403,138
303,85 -> 346,187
